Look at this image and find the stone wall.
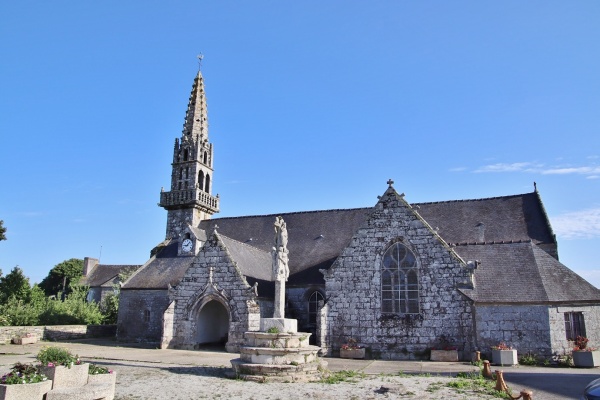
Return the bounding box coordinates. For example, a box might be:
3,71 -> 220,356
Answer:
549,305 -> 600,355
117,289 -> 170,342
165,232 -> 261,352
473,304 -> 551,356
0,325 -> 116,344
323,188 -> 474,360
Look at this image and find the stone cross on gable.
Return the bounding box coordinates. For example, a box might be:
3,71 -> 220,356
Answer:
387,179 -> 395,187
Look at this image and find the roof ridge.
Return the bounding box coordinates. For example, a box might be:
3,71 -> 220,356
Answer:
451,239 -> 533,247
210,207 -> 372,222
415,192 -> 535,206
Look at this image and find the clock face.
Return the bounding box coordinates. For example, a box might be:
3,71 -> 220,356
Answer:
182,238 -> 193,252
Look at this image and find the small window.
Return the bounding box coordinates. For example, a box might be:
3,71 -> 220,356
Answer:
203,152 -> 208,165
381,242 -> 419,314
308,291 -> 324,325
565,312 -> 586,340
143,309 -> 150,323
205,174 -> 210,193
184,149 -> 189,161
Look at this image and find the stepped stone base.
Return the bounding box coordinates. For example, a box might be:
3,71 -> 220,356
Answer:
231,318 -> 326,383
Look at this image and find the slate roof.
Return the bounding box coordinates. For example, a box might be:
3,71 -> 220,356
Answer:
81,264 -> 141,287
456,242 -> 600,303
125,191 -> 590,303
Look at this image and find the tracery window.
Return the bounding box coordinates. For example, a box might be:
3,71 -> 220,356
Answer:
381,242 -> 419,314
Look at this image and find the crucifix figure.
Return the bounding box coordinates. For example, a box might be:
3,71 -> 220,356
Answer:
272,216 -> 289,319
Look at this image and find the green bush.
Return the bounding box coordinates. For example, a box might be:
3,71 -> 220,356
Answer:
36,346 -> 80,367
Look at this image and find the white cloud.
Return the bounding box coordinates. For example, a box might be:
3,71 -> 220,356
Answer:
474,162 -> 539,173
551,208 -> 600,239
541,166 -> 600,175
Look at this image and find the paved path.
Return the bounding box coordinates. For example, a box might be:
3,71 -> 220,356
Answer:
1,339 -> 598,399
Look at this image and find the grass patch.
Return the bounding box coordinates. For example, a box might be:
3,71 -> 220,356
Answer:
320,370 -> 365,384
448,371 -> 511,399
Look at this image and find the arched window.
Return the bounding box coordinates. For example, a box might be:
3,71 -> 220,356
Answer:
185,167 -> 189,179
203,152 -> 208,165
198,171 -> 205,190
179,168 -> 183,179
143,309 -> 150,323
381,242 -> 419,314
307,291 -> 324,325
205,174 -> 210,193
183,149 -> 189,161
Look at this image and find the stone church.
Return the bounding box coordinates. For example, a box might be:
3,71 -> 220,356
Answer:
116,71 -> 600,360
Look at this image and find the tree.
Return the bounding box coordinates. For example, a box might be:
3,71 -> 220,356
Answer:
0,266 -> 31,304
0,220 -> 6,241
38,258 -> 84,297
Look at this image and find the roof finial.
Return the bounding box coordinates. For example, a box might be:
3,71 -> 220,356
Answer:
534,181 -> 537,192
387,178 -> 394,187
197,53 -> 204,71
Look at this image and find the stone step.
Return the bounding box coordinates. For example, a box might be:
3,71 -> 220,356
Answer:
243,331 -> 311,349
231,358 -> 327,382
45,382 -> 114,400
240,345 -> 321,365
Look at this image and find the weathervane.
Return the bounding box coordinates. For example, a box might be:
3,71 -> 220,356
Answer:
197,53 -> 204,70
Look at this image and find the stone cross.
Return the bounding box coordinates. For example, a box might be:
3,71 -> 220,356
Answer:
272,216 -> 289,319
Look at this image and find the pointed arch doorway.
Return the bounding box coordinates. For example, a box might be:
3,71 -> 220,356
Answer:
196,299 -> 229,348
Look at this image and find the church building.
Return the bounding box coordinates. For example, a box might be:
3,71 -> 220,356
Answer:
116,71 -> 600,360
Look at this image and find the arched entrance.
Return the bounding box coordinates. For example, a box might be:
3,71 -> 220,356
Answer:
196,300 -> 229,346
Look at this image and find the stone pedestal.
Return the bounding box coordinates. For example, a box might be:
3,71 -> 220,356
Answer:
231,318 -> 326,382
260,318 -> 298,333
491,349 -> 518,366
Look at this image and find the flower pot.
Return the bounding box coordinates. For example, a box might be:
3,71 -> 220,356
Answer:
573,350 -> 600,368
340,348 -> 365,359
0,380 -> 52,400
38,363 -> 89,389
492,349 -> 517,366
11,337 -> 37,345
430,349 -> 459,362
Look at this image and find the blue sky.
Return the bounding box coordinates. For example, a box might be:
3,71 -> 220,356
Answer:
1,1 -> 599,287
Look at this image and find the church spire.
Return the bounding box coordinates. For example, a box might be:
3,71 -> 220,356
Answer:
159,70 -> 220,240
182,70 -> 209,140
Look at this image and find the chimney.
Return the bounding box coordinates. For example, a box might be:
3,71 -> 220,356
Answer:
83,257 -> 99,277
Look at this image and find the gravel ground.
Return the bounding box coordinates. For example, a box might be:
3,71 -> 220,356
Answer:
94,360 -> 503,400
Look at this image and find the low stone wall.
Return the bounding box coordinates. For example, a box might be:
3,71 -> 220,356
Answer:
0,325 -> 117,344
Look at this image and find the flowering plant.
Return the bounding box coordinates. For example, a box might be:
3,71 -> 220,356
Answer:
36,346 -> 81,368
341,338 -> 363,350
491,342 -> 512,350
89,364 -> 113,375
572,336 -> 597,351
0,363 -> 48,385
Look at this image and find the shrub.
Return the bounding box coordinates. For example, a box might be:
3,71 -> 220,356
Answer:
36,346 -> 80,367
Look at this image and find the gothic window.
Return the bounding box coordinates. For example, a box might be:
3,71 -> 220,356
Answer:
307,291 -> 324,325
203,152 -> 208,165
565,312 -> 586,340
198,171 -> 205,190
184,149 -> 189,161
205,174 -> 210,193
381,242 -> 419,314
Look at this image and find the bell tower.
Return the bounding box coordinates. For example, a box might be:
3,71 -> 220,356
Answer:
159,70 -> 220,240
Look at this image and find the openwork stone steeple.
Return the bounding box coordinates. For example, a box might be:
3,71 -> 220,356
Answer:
159,71 -> 220,239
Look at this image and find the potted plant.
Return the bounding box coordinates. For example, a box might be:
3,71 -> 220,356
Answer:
491,342 -> 517,366
572,336 -> 600,368
36,346 -> 89,389
0,362 -> 52,400
340,338 -> 365,359
430,336 -> 459,361
88,364 -> 117,400
11,332 -> 38,345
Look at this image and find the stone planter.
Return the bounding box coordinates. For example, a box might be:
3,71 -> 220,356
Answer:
340,348 -> 365,359
492,349 -> 517,366
11,337 -> 37,345
87,371 -> 117,400
38,363 -> 89,389
430,349 -> 459,362
573,350 -> 600,368
0,380 -> 52,400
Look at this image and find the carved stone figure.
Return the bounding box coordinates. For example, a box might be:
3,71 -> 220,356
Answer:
272,216 -> 289,319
